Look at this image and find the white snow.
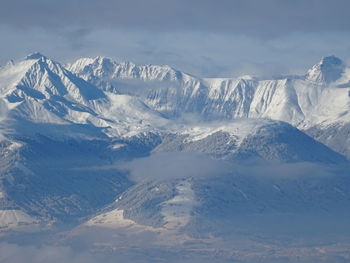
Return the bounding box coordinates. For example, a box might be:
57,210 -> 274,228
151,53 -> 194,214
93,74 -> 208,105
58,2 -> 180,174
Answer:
182,118 -> 272,147
69,54 -> 350,130
109,143 -> 127,150
2,53 -> 346,142
86,209 -> 135,228
161,179 -> 197,229
0,52 -> 348,146
86,180 -> 197,231
98,93 -> 170,137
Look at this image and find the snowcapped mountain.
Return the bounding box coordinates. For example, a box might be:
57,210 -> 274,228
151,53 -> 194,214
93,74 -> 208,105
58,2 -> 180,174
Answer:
0,53 -> 167,230
0,52 -> 350,262
69,55 -> 350,158
305,55 -> 345,83
155,119 -> 346,163
0,53 -> 170,140
69,55 -> 350,126
0,52 -> 105,132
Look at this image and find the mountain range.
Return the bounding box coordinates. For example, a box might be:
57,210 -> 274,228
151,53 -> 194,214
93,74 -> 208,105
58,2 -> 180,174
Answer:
0,52 -> 350,262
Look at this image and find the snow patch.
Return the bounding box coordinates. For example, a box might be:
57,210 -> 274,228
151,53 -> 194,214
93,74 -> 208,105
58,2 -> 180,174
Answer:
109,143 -> 127,150
182,119 -> 266,146
161,179 -> 197,229
86,209 -> 135,228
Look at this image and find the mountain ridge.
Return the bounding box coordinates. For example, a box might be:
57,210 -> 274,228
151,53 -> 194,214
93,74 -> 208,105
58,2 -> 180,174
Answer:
66,54 -> 350,158
1,53 -> 350,157
0,52 -> 349,234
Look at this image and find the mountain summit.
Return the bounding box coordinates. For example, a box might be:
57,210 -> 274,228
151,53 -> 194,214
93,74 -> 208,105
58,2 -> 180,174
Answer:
305,55 -> 345,83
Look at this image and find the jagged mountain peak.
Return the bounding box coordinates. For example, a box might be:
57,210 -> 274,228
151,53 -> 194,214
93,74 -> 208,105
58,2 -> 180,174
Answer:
69,56 -> 191,87
70,55 -> 184,74
1,53 -> 350,143
0,53 -> 108,129
4,53 -> 104,99
305,55 -> 345,83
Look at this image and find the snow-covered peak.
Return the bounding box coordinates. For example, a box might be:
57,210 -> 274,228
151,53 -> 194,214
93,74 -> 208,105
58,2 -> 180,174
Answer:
305,55 -> 345,84
69,56 -> 189,83
0,53 -> 110,131
69,56 -> 120,76
67,57 -> 95,71
1,52 -> 350,144
5,54 -> 105,101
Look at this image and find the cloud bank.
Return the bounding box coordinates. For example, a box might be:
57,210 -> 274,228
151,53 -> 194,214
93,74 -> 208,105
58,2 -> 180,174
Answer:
1,0 -> 350,78
1,0 -> 350,36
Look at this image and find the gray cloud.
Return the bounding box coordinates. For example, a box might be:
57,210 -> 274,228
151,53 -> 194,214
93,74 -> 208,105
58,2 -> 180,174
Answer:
120,152 -> 232,182
1,1 -> 350,78
1,0 -> 350,36
118,151 -> 349,183
2,25 -> 349,79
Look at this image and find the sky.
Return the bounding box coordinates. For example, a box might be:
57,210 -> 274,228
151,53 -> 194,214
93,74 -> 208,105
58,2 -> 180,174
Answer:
1,0 -> 350,78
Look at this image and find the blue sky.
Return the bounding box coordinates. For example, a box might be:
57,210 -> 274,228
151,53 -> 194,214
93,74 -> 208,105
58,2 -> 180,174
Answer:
1,0 -> 350,78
